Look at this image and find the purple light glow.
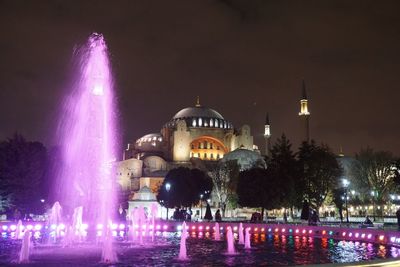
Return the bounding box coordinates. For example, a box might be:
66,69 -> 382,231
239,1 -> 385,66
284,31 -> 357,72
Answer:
55,33 -> 118,229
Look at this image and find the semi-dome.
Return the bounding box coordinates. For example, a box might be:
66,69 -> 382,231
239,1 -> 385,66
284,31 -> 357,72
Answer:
221,148 -> 266,170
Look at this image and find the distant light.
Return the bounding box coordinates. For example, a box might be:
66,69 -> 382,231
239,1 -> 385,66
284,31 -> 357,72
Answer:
40,199 -> 45,203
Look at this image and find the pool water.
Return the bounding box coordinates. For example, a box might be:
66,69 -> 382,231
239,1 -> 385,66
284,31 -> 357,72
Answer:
1,232 -> 399,266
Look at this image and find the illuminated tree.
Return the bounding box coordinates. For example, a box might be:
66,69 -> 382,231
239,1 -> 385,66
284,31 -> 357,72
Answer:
350,148 -> 397,216
209,160 -> 240,217
298,141 -> 341,213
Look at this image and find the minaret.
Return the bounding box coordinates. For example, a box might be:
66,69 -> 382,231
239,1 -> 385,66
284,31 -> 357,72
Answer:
298,80 -> 310,143
195,96 -> 201,107
264,113 -> 271,157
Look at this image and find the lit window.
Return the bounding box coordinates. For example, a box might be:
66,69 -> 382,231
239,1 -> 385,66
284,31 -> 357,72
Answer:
211,153 -> 214,159
210,143 -> 213,149
220,121 -> 223,128
204,153 -> 207,158
216,154 -> 220,159
199,118 -> 202,127
210,119 -> 214,127
224,122 -> 227,128
192,119 -> 197,127
215,120 -> 219,128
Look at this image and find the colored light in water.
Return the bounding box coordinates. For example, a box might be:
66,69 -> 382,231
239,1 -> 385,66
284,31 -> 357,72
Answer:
329,231 -> 334,235
349,233 -> 353,237
295,229 -> 299,234
59,224 -> 65,230
156,225 -> 161,230
111,224 -> 118,230
26,225 -> 33,230
233,226 -> 237,231
34,224 -> 42,231
261,228 -> 265,232
206,226 -> 210,230
379,235 -> 385,241
199,226 -> 203,230
289,229 -> 292,233
361,233 -> 366,238
51,224 -> 57,230
119,224 -> 125,230
81,224 -> 88,230
1,225 -> 7,231
367,234 -> 372,239
163,225 -> 168,230
322,230 -> 326,235
355,233 -> 359,238
275,228 -> 279,232
391,237 -> 396,242
268,228 -> 272,232
308,230 -> 313,234
302,229 -> 306,234
97,224 -> 103,230
177,225 -> 183,231
281,228 -> 285,233
191,226 -> 196,230
255,227 -> 258,232
112,231 -> 117,237
342,232 -> 346,237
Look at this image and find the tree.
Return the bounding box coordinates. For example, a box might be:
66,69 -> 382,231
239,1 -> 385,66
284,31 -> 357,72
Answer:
237,167 -> 281,219
157,167 -> 212,209
298,141 -> 341,213
268,134 -> 302,217
0,134 -> 48,217
350,148 -> 397,217
208,160 -> 240,217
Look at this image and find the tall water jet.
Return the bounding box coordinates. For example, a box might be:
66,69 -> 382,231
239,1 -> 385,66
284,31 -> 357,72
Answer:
54,33 -> 118,233
18,230 -> 31,263
178,222 -> 188,260
226,227 -> 236,255
14,220 -> 23,240
214,222 -> 220,241
48,202 -> 62,242
238,223 -> 244,245
244,227 -> 251,249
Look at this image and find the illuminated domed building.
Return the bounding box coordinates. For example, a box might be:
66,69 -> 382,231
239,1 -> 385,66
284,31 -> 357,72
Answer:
116,98 -> 259,200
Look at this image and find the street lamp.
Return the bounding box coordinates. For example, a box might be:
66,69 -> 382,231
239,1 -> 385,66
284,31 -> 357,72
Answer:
343,179 -> 350,223
165,183 -> 171,220
200,194 -> 204,219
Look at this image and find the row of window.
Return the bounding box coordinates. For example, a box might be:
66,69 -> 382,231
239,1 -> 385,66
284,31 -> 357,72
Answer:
191,118 -> 232,129
191,141 -> 220,150
190,152 -> 223,159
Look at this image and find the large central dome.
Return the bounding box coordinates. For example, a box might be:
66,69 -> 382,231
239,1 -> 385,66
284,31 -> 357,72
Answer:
166,99 -> 233,129
172,106 -> 224,120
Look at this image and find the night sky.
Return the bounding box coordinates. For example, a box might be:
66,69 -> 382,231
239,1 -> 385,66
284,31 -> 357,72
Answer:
1,0 -> 400,157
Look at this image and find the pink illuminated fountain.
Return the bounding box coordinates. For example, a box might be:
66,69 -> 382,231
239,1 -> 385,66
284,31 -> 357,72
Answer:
178,222 -> 188,260
214,222 -> 221,241
238,222 -> 244,245
226,227 -> 236,255
18,230 -> 31,263
54,33 -> 118,261
244,227 -> 251,249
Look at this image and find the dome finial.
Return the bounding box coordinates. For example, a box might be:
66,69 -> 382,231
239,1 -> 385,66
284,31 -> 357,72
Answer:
195,96 -> 201,107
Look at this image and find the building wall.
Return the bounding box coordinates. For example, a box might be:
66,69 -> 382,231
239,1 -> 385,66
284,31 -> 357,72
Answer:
115,158 -> 143,191
172,120 -> 191,161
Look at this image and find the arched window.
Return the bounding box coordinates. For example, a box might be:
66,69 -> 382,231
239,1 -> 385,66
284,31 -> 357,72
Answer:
210,119 -> 214,127
204,153 -> 207,158
215,119 -> 219,128
199,118 -> 203,127
192,119 -> 197,127
204,141 -> 207,149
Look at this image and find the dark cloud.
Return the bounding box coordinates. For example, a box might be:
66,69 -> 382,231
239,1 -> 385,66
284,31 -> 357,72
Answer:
1,0 -> 400,156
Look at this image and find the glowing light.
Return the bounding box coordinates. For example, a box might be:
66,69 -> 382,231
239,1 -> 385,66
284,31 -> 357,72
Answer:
295,229 -> 299,234
281,228 -> 285,233
10,225 -> 16,231
261,228 -> 265,232
355,233 -> 359,238
26,225 -> 33,230
92,84 -> 104,95
206,226 -> 210,230
367,234 -> 372,239
233,226 -> 237,231
199,226 -> 203,230
308,230 -> 313,234
156,225 -> 161,230
349,233 -> 353,237
302,229 -> 306,234
361,233 -> 366,238
177,225 -> 183,231
275,228 -> 279,232
58,224 -> 65,230
51,224 -> 57,230
119,224 -> 125,230
254,227 -> 258,232
192,226 -> 196,230
97,224 -> 103,230
1,225 -> 7,231
81,223 -> 88,230
322,230 -> 326,235
268,228 -> 272,232
163,225 -> 168,230
379,235 -> 385,241
342,232 -> 346,237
